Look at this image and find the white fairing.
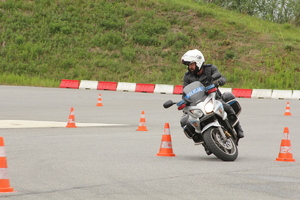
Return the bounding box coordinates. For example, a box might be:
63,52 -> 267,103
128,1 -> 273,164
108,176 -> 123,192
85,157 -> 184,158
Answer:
183,92 -> 226,133
214,100 -> 227,120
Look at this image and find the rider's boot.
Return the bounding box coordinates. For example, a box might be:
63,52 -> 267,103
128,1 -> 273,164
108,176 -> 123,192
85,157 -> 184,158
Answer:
227,112 -> 244,139
234,122 -> 244,138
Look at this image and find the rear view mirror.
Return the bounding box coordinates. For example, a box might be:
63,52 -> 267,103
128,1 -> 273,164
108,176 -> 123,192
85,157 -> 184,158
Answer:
163,100 -> 175,108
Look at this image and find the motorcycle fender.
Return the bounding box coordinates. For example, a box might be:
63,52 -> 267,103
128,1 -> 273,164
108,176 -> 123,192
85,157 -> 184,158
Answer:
201,122 -> 220,133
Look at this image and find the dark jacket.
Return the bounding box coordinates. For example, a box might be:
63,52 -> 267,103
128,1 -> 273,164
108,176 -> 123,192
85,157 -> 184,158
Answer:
183,64 -> 226,87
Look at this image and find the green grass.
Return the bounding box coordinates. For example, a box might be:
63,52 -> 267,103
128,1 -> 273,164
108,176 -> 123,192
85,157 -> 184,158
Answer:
0,0 -> 299,89
0,73 -> 59,87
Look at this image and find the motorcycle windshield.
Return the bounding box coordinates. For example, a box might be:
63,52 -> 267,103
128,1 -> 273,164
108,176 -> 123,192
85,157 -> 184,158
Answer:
183,81 -> 206,105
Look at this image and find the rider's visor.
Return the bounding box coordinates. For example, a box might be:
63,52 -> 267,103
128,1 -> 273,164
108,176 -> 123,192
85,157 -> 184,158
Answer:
182,61 -> 190,65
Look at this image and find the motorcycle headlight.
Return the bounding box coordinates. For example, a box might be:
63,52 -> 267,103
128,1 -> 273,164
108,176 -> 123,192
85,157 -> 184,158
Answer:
189,109 -> 203,118
205,101 -> 214,113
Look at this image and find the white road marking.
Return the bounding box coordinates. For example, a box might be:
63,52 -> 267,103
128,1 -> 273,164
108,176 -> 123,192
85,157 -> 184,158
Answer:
0,120 -> 127,128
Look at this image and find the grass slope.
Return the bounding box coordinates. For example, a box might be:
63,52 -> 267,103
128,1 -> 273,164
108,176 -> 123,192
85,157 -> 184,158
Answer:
0,0 -> 299,89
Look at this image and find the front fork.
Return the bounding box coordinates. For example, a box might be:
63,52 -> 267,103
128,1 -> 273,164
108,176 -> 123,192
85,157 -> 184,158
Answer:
190,117 -> 228,143
217,126 -> 229,143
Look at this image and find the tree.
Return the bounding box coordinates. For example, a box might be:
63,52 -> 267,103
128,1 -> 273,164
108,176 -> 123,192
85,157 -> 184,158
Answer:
200,0 -> 300,26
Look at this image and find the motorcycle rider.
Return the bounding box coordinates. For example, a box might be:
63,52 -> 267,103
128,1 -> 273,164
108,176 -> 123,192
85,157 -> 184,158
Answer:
180,49 -> 244,145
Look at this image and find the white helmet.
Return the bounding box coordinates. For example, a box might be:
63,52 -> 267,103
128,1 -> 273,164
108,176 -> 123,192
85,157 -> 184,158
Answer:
181,49 -> 205,70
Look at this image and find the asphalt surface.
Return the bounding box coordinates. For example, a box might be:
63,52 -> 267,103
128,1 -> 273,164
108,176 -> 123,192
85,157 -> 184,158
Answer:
0,85 -> 300,200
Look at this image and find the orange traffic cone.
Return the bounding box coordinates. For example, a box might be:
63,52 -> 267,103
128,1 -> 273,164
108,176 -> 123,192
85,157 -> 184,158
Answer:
284,102 -> 292,116
156,123 -> 176,157
0,137 -> 14,193
66,107 -> 77,128
96,94 -> 103,107
275,127 -> 295,162
136,111 -> 148,131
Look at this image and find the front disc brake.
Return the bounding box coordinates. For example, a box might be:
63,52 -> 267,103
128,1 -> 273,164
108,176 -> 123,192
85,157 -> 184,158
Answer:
215,133 -> 232,150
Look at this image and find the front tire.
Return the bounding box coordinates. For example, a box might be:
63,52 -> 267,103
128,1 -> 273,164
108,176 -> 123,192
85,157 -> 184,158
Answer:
202,127 -> 238,161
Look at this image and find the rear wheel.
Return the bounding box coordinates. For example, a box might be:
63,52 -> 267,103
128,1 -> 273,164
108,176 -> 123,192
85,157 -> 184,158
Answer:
202,127 -> 238,161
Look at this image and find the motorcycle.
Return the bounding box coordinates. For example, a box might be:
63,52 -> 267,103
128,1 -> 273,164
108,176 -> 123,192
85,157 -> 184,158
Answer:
163,81 -> 241,161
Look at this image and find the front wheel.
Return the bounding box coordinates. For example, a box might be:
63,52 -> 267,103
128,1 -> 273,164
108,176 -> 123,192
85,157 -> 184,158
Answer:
202,127 -> 238,161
